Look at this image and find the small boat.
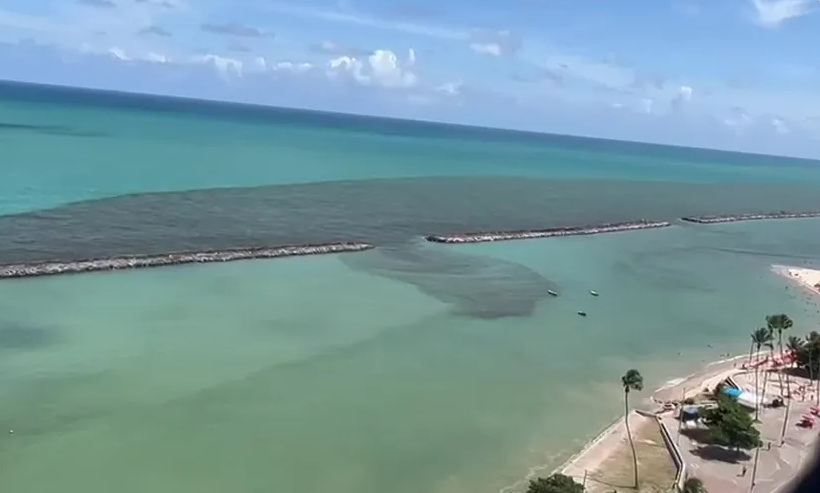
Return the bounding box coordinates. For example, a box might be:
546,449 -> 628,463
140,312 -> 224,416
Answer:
577,310 -> 587,317
590,290 -> 599,297
548,290 -> 559,296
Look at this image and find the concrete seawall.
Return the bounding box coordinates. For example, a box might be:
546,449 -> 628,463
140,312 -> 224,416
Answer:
425,220 -> 671,244
648,410 -> 687,492
0,242 -> 375,279
680,211 -> 820,224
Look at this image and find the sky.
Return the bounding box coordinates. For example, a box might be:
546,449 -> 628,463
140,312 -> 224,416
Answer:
0,0 -> 819,158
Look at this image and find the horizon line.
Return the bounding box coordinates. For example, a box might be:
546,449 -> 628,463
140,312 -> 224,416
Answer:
2,78 -> 818,164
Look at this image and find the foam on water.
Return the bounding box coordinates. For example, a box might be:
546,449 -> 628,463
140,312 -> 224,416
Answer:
657,377 -> 687,391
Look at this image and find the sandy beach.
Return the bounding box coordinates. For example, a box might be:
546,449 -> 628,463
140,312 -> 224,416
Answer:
550,343 -> 820,493
539,353 -> 751,491
773,265 -> 820,297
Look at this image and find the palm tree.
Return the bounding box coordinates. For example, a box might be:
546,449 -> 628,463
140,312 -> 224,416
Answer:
788,336 -> 806,401
682,477 -> 708,493
621,369 -> 644,489
766,314 -> 794,397
809,332 -> 820,405
787,335 -> 803,353
750,327 -> 773,421
748,333 -> 755,364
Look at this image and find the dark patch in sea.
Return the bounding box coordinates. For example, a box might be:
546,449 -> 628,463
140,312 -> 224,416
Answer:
0,320 -> 63,350
0,177 -> 818,318
342,244 -> 558,319
0,121 -> 108,138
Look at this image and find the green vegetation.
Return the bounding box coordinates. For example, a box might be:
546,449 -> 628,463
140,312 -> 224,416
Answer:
791,331 -> 820,379
767,314 -> 794,354
682,477 -> 707,493
766,314 -> 794,395
700,395 -> 762,452
526,473 -> 585,493
749,327 -> 773,421
789,330 -> 820,407
621,369 -> 644,488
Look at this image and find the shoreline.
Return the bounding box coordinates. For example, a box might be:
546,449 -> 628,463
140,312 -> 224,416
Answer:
498,351 -> 751,493
772,264 -> 820,299
680,211 -> 820,224
0,242 -> 375,279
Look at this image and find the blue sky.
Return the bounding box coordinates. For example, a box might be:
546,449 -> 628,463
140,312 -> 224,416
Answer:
0,0 -> 819,157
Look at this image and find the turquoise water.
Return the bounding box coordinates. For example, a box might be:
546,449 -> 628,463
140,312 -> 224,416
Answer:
2,83 -> 820,493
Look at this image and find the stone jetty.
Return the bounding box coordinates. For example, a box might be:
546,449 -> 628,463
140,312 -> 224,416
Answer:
0,242 -> 374,279
680,211 -> 820,224
424,220 -> 671,244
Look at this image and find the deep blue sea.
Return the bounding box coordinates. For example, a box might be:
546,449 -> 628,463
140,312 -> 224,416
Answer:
1,80 -> 820,493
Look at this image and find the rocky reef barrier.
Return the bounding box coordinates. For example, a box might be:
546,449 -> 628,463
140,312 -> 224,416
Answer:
0,242 -> 374,280
424,220 -> 672,244
680,211 -> 820,224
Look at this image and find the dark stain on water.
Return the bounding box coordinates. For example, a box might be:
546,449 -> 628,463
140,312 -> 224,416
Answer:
0,320 -> 64,350
0,177 -> 818,319
0,121 -> 109,138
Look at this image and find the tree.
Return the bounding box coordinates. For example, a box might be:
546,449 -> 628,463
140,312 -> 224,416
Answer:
792,332 -> 820,377
766,314 -> 794,397
791,331 -> 820,406
621,369 -> 644,488
750,327 -> 773,421
787,335 -> 805,399
766,314 -> 793,355
787,335 -> 804,354
526,473 -> 585,493
701,395 -> 762,453
682,477 -> 708,493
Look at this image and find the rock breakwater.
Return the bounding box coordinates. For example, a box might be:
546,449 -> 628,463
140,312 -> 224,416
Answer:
424,220 -> 671,244
0,242 -> 374,279
680,211 -> 820,224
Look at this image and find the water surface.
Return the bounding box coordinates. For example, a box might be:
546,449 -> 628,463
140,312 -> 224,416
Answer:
1,83 -> 820,493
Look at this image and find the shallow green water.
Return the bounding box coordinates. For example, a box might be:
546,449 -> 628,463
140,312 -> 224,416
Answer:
3,220 -> 820,493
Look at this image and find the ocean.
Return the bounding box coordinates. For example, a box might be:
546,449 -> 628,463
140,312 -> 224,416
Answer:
1,80 -> 820,493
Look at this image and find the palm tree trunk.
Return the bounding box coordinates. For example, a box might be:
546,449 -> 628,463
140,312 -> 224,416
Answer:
754,362 -> 761,422
775,336 -> 785,397
780,392 -> 792,445
815,347 -> 820,407
749,340 -> 755,364
624,391 -> 639,488
762,369 -> 770,403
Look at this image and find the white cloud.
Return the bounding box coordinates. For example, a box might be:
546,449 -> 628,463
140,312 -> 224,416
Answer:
670,84 -> 693,109
327,49 -> 417,89
107,46 -> 129,61
470,43 -> 502,57
273,60 -> 313,73
436,81 -> 463,96
469,30 -> 521,57
723,108 -> 753,134
747,0 -> 818,28
771,117 -> 790,134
